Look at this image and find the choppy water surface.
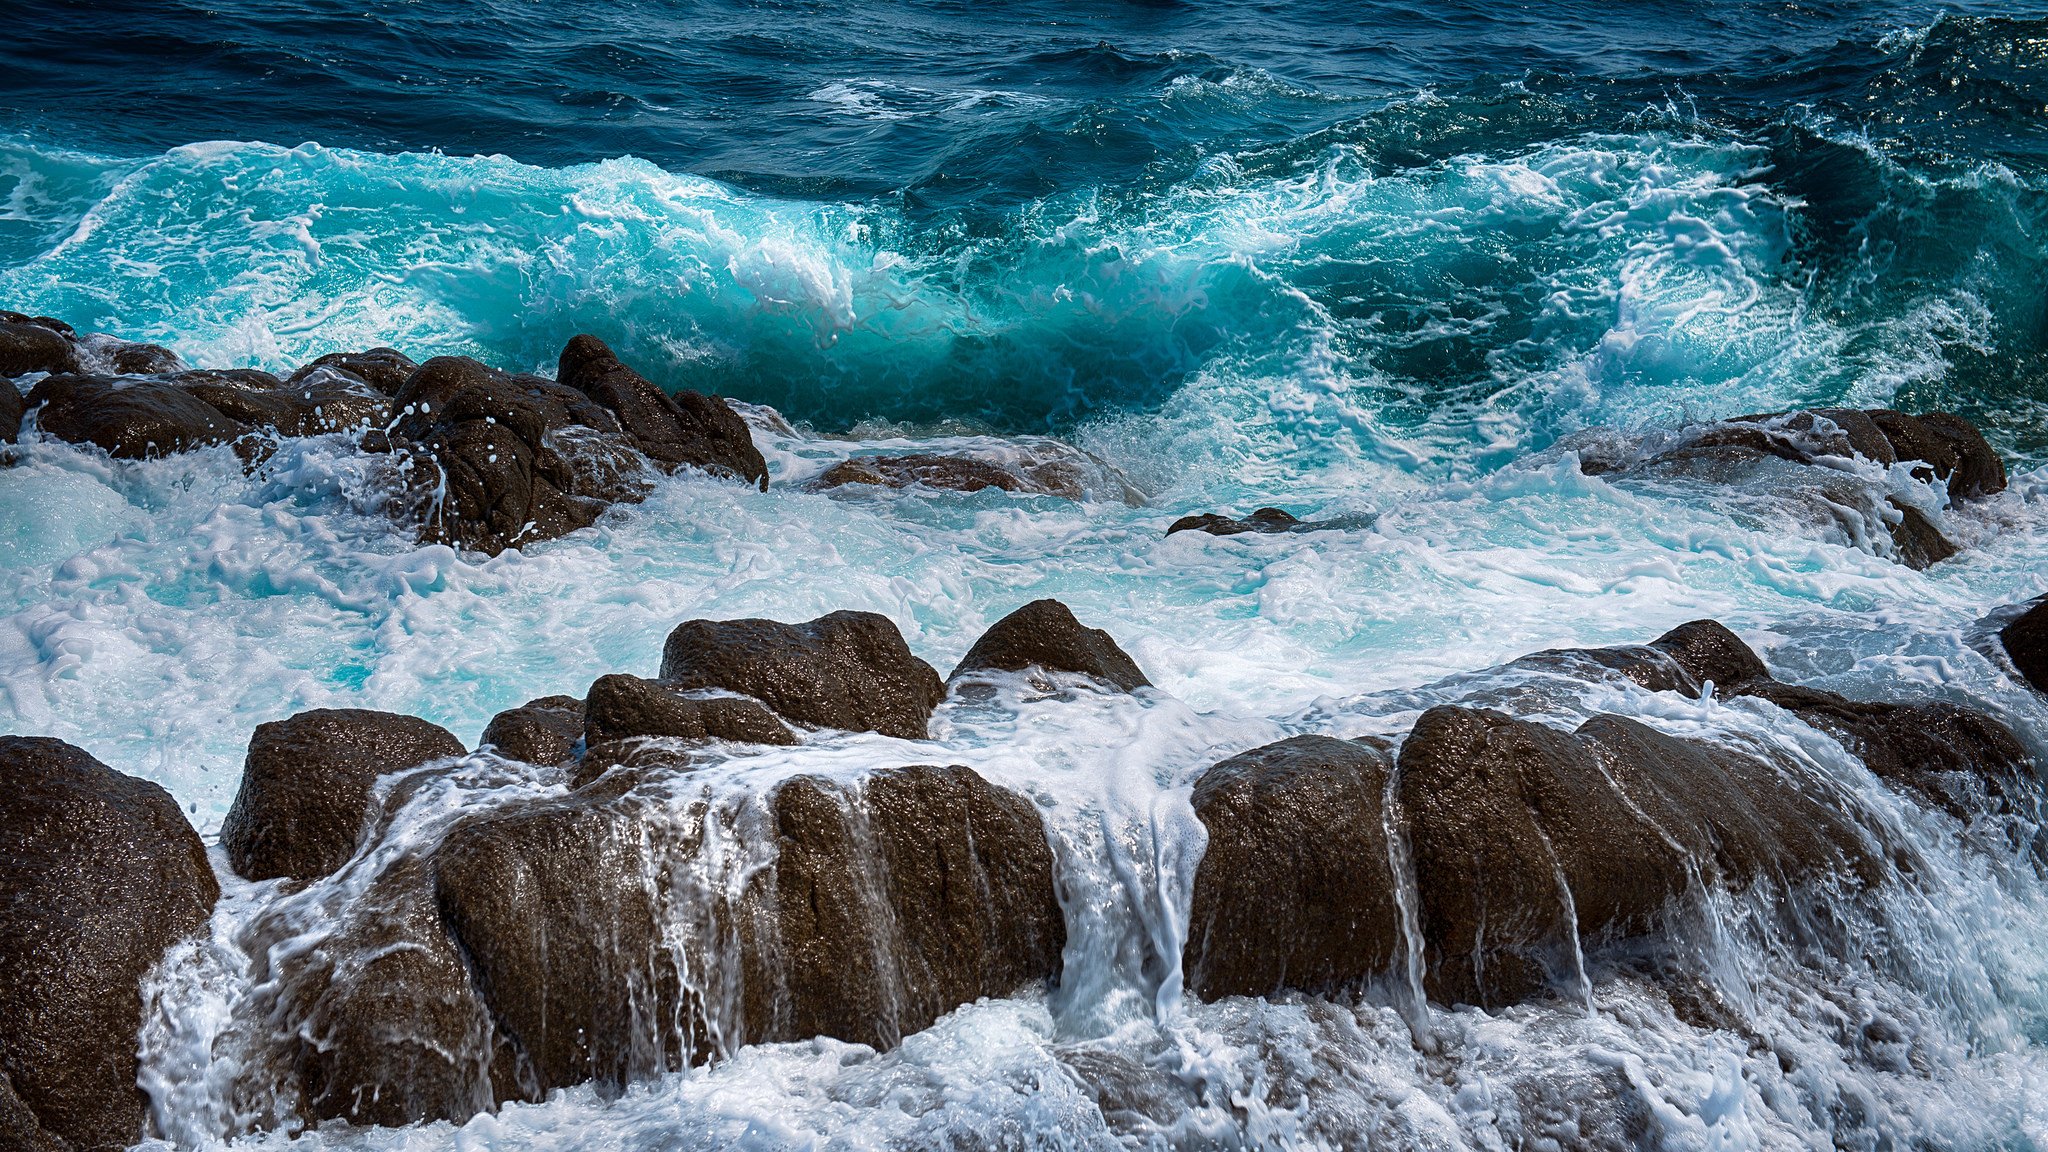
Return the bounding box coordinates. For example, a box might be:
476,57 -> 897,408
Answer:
10,1 -> 2048,1148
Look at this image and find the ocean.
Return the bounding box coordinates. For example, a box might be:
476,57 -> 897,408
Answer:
8,1 -> 2048,1148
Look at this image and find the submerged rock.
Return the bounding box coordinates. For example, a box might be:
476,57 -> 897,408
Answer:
480,695 -> 586,766
1167,507 -> 1375,537
949,598 -> 1151,693
220,708 -> 466,883
1182,735 -> 1400,999
0,379 -> 22,443
27,373 -> 247,458
556,335 -> 767,489
660,611 -> 945,739
813,453 -> 1051,496
0,736 -> 217,1152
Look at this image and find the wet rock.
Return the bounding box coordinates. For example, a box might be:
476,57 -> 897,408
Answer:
179,369 -> 391,438
480,695 -> 586,766
1884,497 -> 1959,569
0,320 -> 78,378
660,611 -> 945,739
1182,735 -> 1400,999
949,598 -> 1151,693
1167,507 -> 1377,537
0,380 -> 22,443
813,454 -> 1040,495
288,347 -> 419,396
1503,641 -> 1700,696
763,765 -> 1064,1046
26,373 -> 246,457
2001,598 -> 2048,695
582,673 -> 798,748
1396,707 -> 1876,1008
1866,409 -> 2006,501
389,356 -> 608,555
0,736 -> 218,1152
102,340 -> 182,375
220,708 -> 466,883
556,335 -> 767,489
1646,619 -> 1773,691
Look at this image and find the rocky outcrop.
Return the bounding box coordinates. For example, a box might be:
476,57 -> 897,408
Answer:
1182,736 -> 1399,999
1,379 -> 23,443
2000,598 -> 2048,696
27,373 -> 247,458
1167,507 -> 1377,537
1397,706 -> 1878,1007
0,736 -> 218,1152
660,611 -> 945,739
557,334 -> 767,489
949,598 -> 1151,693
480,695 -> 586,765
178,367 -> 390,438
0,317 -> 78,378
220,708 -> 466,883
287,347 -> 419,396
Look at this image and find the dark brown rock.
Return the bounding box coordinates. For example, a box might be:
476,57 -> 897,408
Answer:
813,454 -> 1035,495
288,348 -> 419,396
1867,409 -> 2006,501
659,611 -> 945,739
1647,619 -> 1772,692
480,695 -> 585,765
949,598 -> 1150,692
1182,736 -> 1400,999
556,335 -> 767,489
0,380 -> 22,443
2001,598 -> 2048,696
179,370 -> 390,438
104,341 -> 182,375
1166,507 -> 1377,537
220,708 -> 466,883
1884,497 -> 1959,569
582,674 -> 797,747
0,736 -> 218,1152
27,373 -> 246,458
763,766 -> 1063,1046
0,321 -> 78,378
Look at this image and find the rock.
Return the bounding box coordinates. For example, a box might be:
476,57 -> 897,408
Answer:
0,310 -> 75,337
812,454 -> 1041,495
103,341 -> 182,375
389,356 -> 608,555
557,335 -> 767,489
1646,619 -> 1772,691
1866,410 -> 2006,501
762,765 -> 1064,1046
0,320 -> 78,378
659,611 -> 944,740
26,373 -> 246,458
288,347 -> 419,396
1,380 -> 22,443
219,708 -> 466,883
1884,497 -> 1959,569
1182,736 -> 1400,999
2001,599 -> 2048,695
1396,707 -> 1876,1007
178,369 -> 390,438
1167,507 -> 1376,537
949,598 -> 1151,693
582,674 -> 798,748
480,695 -> 586,765
0,736 -> 218,1152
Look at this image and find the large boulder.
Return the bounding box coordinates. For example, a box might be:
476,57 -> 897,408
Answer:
950,599 -> 1151,693
178,368 -> 390,438
26,373 -> 246,458
0,737 -> 218,1151
479,695 -> 586,766
389,357 -> 615,555
1182,736 -> 1400,999
1396,707 -> 1877,1007
0,319 -> 77,378
582,673 -> 797,748
557,335 -> 767,489
1865,409 -> 2006,501
219,708 -> 466,883
660,611 -> 945,739
2000,598 -> 2048,696
1646,619 -> 1773,691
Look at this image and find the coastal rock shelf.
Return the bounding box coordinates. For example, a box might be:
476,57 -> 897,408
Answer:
2,312 -> 2013,570
2,594 -> 2044,1146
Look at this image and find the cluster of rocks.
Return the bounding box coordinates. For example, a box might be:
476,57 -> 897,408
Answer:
5,589 -> 2045,1145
